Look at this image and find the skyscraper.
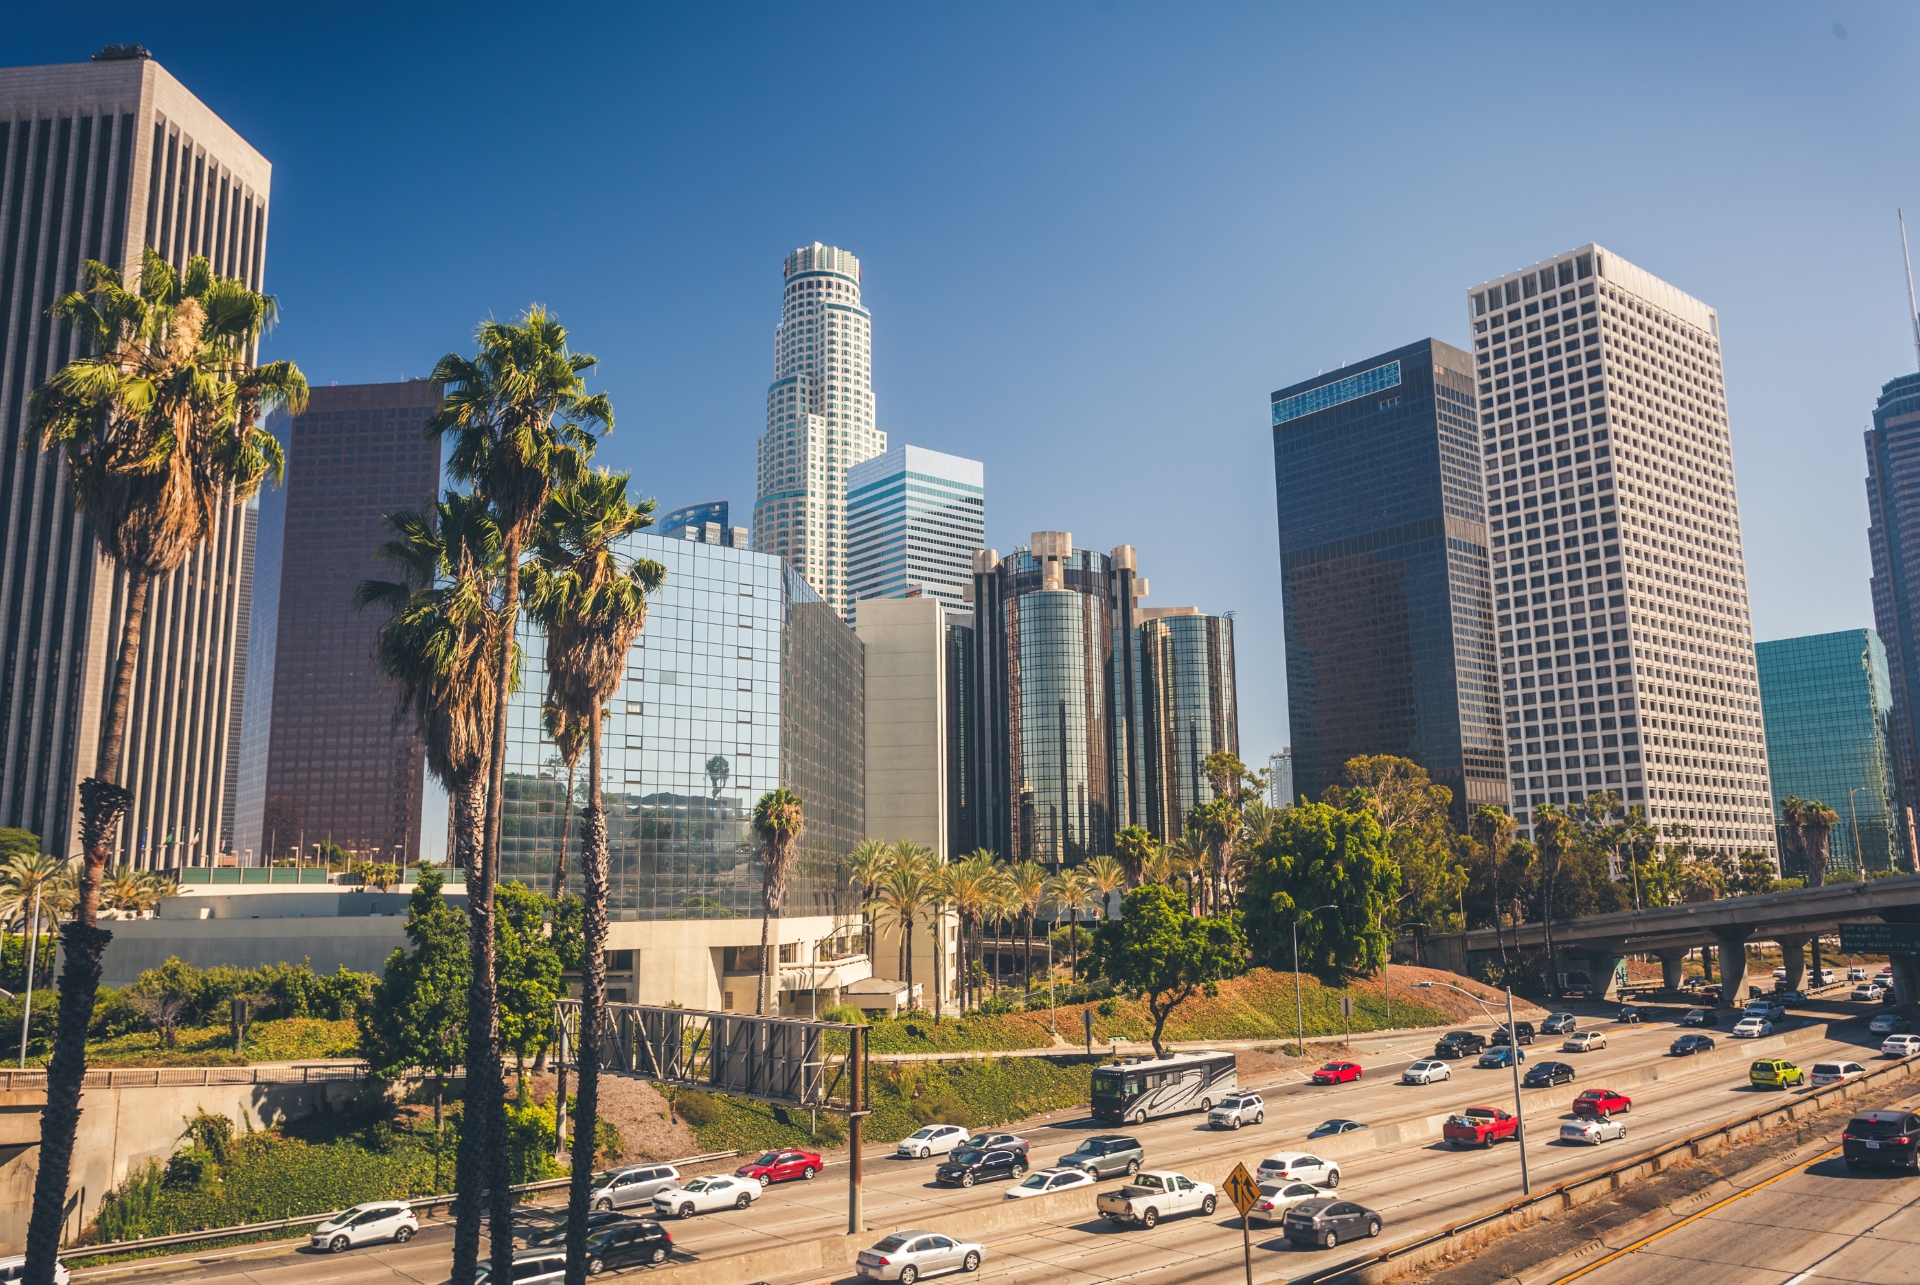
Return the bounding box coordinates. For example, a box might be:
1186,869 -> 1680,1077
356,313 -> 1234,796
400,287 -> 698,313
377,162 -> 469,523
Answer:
232,381 -> 442,866
1865,371 -> 1920,817
0,50 -> 271,865
1271,339 -> 1505,824
752,243 -> 885,620
658,500 -> 748,548
1467,244 -> 1773,860
847,444 -> 985,617
1268,748 -> 1294,807
1757,630 -> 1908,875
1133,607 -> 1239,843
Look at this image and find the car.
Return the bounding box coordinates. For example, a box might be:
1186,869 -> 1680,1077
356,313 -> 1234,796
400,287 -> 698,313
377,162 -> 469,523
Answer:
1771,966 -> 1787,981
1699,984 -> 1723,1003
1563,1031 -> 1607,1053
1775,989 -> 1807,1006
897,1124 -> 970,1159
1208,1093 -> 1266,1129
650,1174 -> 759,1217
934,1147 -> 1027,1188
1850,965 -> 1871,981
1443,1107 -> 1519,1148
855,1230 -> 985,1282
1616,1005 -> 1644,1024
1282,1197 -> 1384,1249
1247,1179 -> 1327,1225
1490,1022 -> 1536,1047
1540,1013 -> 1577,1036
1732,1016 -> 1773,1039
524,1209 -> 637,1248
736,1148 -> 822,1186
1434,1031 -> 1487,1059
1870,1013 -> 1914,1036
0,1256 -> 70,1285
1747,999 -> 1786,1020
1255,1152 -> 1341,1187
1056,1134 -> 1144,1178
960,1132 -> 1029,1157
1670,1033 -> 1716,1056
1572,1088 -> 1632,1118
1843,1109 -> 1920,1173
1809,1061 -> 1868,1087
1813,968 -> 1839,987
591,1163 -> 683,1210
1750,1058 -> 1804,1090
1307,1119 -> 1367,1139
310,1201 -> 418,1252
1853,983 -> 1886,1002
1877,967 -> 1895,984
1679,1008 -> 1718,1027
1478,1045 -> 1525,1068
471,1250 -> 566,1285
1402,1059 -> 1452,1085
579,1221 -> 674,1272
1522,1060 -> 1576,1087
1311,1061 -> 1363,1085
1560,1116 -> 1628,1145
1003,1167 -> 1094,1200
1882,1034 -> 1920,1058
1096,1170 -> 1218,1227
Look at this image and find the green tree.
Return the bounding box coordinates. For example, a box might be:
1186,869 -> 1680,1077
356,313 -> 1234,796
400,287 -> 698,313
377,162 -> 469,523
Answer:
358,869 -> 468,1193
1112,826 -> 1157,889
1467,805 -> 1516,966
0,830 -> 39,861
876,842 -> 936,1005
1239,801 -> 1400,973
1532,805 -> 1575,994
1327,755 -> 1465,935
494,881 -> 564,1083
843,840 -> 894,963
750,790 -> 806,1017
1089,883 -> 1245,1056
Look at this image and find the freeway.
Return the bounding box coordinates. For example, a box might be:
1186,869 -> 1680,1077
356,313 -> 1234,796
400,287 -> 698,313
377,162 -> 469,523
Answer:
85,999 -> 1899,1285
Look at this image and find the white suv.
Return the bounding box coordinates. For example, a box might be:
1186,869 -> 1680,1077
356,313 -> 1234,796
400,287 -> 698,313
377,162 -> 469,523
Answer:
310,1201 -> 418,1252
1810,1061 -> 1867,1087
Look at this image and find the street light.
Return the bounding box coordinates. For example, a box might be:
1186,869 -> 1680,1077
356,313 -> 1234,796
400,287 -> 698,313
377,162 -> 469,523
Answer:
1848,787 -> 1867,872
1418,980 -> 1529,1194
1292,904 -> 1337,1057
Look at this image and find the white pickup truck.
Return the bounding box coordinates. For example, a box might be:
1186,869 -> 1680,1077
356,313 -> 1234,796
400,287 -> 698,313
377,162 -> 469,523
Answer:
1095,1170 -> 1218,1229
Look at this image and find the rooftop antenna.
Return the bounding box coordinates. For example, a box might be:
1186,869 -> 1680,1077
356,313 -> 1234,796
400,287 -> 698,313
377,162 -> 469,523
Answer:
1902,210 -> 1920,372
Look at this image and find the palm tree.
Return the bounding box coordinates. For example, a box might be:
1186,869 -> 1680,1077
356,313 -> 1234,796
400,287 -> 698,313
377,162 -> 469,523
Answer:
543,703 -> 586,897
1009,860 -> 1048,994
1531,805 -> 1574,997
1083,854 -> 1126,924
1468,805 -> 1515,968
939,851 -> 1001,1012
915,847 -> 952,1020
1166,834 -> 1206,910
1140,842 -> 1175,887
1045,867 -> 1094,980
751,789 -> 806,1017
876,845 -> 936,1007
1112,825 -> 1156,889
844,840 -> 895,964
24,248 -> 302,1277
428,309 -> 608,1285
981,862 -> 1022,997
520,471 -> 661,1283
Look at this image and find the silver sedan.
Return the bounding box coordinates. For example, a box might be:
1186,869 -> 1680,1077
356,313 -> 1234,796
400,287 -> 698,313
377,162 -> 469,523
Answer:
1559,1116 -> 1627,1146
855,1230 -> 985,1282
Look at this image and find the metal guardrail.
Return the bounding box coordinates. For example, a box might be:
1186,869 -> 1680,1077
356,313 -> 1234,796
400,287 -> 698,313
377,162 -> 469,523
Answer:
0,1064 -> 364,1093
64,1149 -> 742,1265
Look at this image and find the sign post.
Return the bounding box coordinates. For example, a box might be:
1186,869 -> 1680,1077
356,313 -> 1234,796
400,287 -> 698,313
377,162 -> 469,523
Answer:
1083,1006 -> 1094,1056
1224,1161 -> 1260,1285
1340,994 -> 1352,1048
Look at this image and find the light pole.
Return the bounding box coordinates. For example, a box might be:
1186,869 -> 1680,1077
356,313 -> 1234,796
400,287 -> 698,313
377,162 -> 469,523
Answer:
1848,787 -> 1866,872
1418,980 -> 1529,1194
1292,904 -> 1336,1058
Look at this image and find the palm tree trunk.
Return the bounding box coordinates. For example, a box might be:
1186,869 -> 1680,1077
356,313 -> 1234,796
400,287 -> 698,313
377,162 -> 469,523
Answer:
932,910 -> 944,1023
564,709 -> 608,1285
25,574 -> 150,1284
450,767 -> 496,1285
552,760 -> 576,898
1068,907 -> 1079,980
758,887 -> 774,1017
903,913 -> 915,1007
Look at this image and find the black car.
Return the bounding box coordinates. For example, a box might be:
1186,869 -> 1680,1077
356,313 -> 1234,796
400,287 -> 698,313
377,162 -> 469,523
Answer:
1679,1008 -> 1718,1028
1434,1031 -> 1487,1059
1670,1033 -> 1715,1057
1490,1022 -> 1536,1047
1617,1006 -> 1644,1024
1775,989 -> 1807,1006
580,1220 -> 673,1271
934,1147 -> 1026,1187
525,1209 -> 635,1247
1521,1060 -> 1575,1087
1540,1013 -> 1577,1036
1282,1197 -> 1384,1249
1843,1109 -> 1920,1172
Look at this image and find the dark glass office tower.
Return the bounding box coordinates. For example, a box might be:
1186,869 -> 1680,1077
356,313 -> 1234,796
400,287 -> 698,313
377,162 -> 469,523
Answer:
1272,339 -> 1504,821
1135,608 -> 1239,843
1867,372 -> 1920,832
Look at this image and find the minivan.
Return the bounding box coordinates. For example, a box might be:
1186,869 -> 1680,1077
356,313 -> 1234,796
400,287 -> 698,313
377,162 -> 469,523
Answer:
591,1163 -> 683,1210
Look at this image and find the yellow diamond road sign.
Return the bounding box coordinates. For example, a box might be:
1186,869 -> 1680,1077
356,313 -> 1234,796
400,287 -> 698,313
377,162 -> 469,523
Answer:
1224,1161 -> 1260,1216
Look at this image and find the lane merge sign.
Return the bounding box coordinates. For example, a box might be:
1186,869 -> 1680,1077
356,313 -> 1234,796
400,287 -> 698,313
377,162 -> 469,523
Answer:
1224,1161 -> 1261,1217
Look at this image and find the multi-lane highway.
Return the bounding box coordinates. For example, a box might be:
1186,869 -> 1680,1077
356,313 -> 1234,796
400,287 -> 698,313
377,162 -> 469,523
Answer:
84,1001 -> 1901,1285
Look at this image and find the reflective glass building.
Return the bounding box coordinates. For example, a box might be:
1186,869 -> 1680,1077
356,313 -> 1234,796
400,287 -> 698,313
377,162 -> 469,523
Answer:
1272,339 -> 1504,822
498,534 -> 863,920
1135,608 -> 1239,842
1866,372 -> 1920,819
1756,629 -> 1909,875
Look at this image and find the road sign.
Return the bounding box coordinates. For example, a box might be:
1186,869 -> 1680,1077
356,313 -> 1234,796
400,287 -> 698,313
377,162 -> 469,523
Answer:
1340,995 -> 1353,1017
1840,922 -> 1920,953
1223,1161 -> 1261,1216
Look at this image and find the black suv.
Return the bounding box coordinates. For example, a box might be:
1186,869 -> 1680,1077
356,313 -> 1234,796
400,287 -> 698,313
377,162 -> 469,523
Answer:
1490,1022 -> 1536,1047
1434,1031 -> 1487,1059
580,1220 -> 673,1271
934,1147 -> 1027,1187
525,1209 -> 633,1247
1843,1110 -> 1920,1172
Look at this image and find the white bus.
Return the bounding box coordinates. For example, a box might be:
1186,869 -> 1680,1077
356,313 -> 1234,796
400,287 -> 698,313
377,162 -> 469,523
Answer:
1091,1050 -> 1237,1125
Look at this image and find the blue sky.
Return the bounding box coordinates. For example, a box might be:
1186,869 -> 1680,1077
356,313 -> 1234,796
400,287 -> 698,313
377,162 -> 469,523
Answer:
16,3 -> 1920,765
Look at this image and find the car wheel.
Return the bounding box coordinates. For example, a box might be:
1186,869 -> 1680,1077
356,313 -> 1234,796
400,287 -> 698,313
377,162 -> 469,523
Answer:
648,1245 -> 668,1264
735,1192 -> 752,1209
1141,1208 -> 1159,1229
1599,1109 -> 1610,1120
328,1236 -> 350,1254
1201,1194 -> 1217,1215
395,1226 -> 414,1244
1132,1110 -> 1147,1126
678,1203 -> 695,1219
1324,1230 -> 1338,1249
803,1165 -> 816,1179
1201,1098 -> 1212,1112
1255,1113 -> 1265,1124
1368,1219 -> 1381,1238
899,1267 -> 919,1285
1326,1170 -> 1340,1189
1230,1116 -> 1241,1129
588,1258 -> 607,1276
963,1250 -> 982,1272
1012,1164 -> 1027,1179
961,1172 -> 976,1187
596,1197 -> 614,1211
919,1147 -> 930,1159
1126,1159 -> 1140,1176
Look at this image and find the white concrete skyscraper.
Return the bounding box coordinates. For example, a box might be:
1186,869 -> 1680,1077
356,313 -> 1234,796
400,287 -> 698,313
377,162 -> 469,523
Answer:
753,243 -> 885,617
847,444 -> 984,617
1469,244 -> 1774,862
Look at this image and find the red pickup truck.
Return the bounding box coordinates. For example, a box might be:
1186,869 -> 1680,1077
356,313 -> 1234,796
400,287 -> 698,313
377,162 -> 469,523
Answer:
1442,1107 -> 1520,1149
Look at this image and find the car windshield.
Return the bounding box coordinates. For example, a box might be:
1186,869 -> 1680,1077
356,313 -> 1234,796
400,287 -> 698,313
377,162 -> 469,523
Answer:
1219,1098 -> 1245,1108
1313,1121 -> 1346,1132
754,1153 -> 780,1166
1016,1174 -> 1049,1189
682,1179 -> 711,1192
909,1128 -> 937,1139
951,1149 -> 984,1164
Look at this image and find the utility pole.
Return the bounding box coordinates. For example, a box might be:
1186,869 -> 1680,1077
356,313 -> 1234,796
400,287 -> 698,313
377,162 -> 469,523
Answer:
846,1024 -> 867,1235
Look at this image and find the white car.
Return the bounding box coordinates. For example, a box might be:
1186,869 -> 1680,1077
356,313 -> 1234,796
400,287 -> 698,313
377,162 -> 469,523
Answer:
855,1230 -> 985,1281
1563,1031 -> 1607,1053
1809,1061 -> 1867,1087
1254,1152 -> 1341,1187
1559,1116 -> 1627,1146
1813,968 -> 1839,987
1402,1059 -> 1452,1085
1849,966 -> 1870,981
1883,1034 -> 1920,1058
651,1174 -> 759,1218
1853,984 -> 1885,1002
310,1201 -> 418,1252
1772,967 -> 1787,981
1207,1093 -> 1266,1129
1003,1167 -> 1095,1200
1247,1180 -> 1326,1225
0,1254 -> 70,1284
896,1123 -> 970,1159
1732,1016 -> 1772,1039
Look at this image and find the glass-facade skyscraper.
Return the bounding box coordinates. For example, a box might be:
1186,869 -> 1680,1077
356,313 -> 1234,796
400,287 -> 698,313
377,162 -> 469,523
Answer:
1272,339 -> 1505,823
1135,608 -> 1239,843
1757,629 -> 1907,875
846,444 -> 985,616
1865,372 -> 1920,821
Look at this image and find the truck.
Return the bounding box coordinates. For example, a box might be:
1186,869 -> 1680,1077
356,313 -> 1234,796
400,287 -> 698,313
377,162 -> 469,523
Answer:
1442,1107 -> 1520,1149
1095,1170 -> 1218,1229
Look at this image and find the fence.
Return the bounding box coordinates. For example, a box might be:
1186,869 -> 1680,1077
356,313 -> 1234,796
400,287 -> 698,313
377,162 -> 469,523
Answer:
0,1063 -> 363,1093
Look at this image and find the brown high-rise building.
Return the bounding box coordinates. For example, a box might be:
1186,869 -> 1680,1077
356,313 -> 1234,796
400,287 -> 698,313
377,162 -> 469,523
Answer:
231,381 -> 442,865
0,50 -> 269,866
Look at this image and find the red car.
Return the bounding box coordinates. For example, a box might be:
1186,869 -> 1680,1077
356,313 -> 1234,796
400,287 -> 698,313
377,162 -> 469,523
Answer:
1311,1061 -> 1363,1085
735,1148 -> 823,1186
1572,1088 -> 1631,1119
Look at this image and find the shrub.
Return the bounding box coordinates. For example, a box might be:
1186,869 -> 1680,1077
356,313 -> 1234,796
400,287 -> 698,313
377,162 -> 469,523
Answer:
1096,998 -> 1119,1017
162,1148 -> 215,1190
594,1118 -> 623,1163
673,1090 -> 719,1127
820,1003 -> 866,1025
813,1113 -> 846,1146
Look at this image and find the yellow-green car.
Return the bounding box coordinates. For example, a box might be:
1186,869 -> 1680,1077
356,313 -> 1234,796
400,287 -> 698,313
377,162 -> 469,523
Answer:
1750,1058 -> 1804,1090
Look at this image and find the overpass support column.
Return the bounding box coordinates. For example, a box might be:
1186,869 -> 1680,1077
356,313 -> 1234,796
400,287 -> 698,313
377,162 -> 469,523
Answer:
1655,950 -> 1687,992
1776,935 -> 1810,993
1892,955 -> 1920,1008
1587,946 -> 1624,1001
1712,929 -> 1751,1007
